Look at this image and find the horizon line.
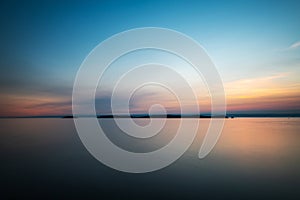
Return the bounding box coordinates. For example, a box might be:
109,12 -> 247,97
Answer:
1,113 -> 300,119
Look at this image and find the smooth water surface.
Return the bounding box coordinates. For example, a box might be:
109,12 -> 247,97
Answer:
1,118 -> 299,199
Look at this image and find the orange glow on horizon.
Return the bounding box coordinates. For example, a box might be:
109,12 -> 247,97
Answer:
1,73 -> 299,116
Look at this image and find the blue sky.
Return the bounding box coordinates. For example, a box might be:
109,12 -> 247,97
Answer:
0,0 -> 300,116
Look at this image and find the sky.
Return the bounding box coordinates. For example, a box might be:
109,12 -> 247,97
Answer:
0,0 -> 300,116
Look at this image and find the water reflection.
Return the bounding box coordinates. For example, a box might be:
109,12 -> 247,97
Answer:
0,118 -> 299,199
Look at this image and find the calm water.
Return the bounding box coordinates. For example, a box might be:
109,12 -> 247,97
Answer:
1,118 -> 300,199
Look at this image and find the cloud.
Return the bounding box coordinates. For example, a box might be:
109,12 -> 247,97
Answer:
224,72 -> 300,113
275,41 -> 300,52
225,72 -> 291,97
289,41 -> 300,49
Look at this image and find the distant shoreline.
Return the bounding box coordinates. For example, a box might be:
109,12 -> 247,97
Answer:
1,113 -> 300,119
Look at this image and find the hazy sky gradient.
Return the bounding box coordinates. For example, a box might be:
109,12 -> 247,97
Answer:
1,0 -> 300,116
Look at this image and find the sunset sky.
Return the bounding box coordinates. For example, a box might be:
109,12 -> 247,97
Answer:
0,0 -> 300,116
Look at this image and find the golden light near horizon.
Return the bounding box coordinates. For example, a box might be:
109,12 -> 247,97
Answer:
225,71 -> 300,112
1,69 -> 300,116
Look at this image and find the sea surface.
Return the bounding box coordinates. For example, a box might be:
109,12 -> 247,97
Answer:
1,118 -> 300,199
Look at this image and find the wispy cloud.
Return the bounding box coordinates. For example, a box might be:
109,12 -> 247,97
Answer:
275,40 -> 300,52
224,72 -> 300,112
289,41 -> 300,50
0,93 -> 72,116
